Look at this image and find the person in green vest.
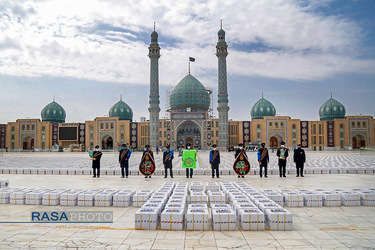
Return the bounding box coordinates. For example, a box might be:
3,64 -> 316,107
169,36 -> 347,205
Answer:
182,143 -> 196,178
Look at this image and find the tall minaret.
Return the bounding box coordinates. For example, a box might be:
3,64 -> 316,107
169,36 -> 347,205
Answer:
216,20 -> 229,150
148,23 -> 161,150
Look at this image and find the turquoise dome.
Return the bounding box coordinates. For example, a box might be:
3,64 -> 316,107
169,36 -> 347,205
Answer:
41,100 -> 66,123
319,97 -> 346,121
218,28 -> 225,35
109,97 -> 133,121
170,74 -> 210,111
251,97 -> 276,119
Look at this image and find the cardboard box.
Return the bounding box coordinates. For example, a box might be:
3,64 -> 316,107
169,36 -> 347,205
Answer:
340,192 -> 361,206
303,193 -> 323,207
142,203 -> 164,214
208,193 -> 226,205
265,208 -> 293,231
133,192 -> 152,207
264,193 -> 284,206
0,190 -> 10,204
26,192 -> 44,205
190,192 -> 207,204
95,191 -> 117,207
321,192 -> 342,207
358,192 -> 375,206
135,208 -> 159,230
165,203 -> 185,210
186,208 -> 209,231
238,208 -> 265,231
211,204 -> 232,210
60,192 -> 82,206
283,193 -> 304,207
161,208 -> 185,230
212,209 -> 237,231
42,192 -> 63,206
257,202 -> 283,213
113,192 -> 134,207
77,191 -> 100,207
10,191 -> 26,205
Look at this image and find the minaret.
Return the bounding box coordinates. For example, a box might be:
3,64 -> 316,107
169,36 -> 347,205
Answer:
148,23 -> 161,151
216,20 -> 229,150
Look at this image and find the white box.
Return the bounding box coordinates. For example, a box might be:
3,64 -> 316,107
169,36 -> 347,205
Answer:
26,192 -> 44,205
232,199 -> 252,208
113,192 -> 134,207
42,192 -> 62,206
265,208 -> 293,231
209,193 -> 226,205
212,209 -> 237,231
340,192 -> 361,206
188,204 -> 208,209
211,204 -> 232,210
10,192 -> 26,205
0,190 -> 10,204
358,192 -> 375,206
238,209 -> 265,231
95,192 -> 116,207
0,180 -> 9,188
186,208 -> 209,231
283,193 -> 304,207
142,203 -> 164,214
161,208 -> 185,230
321,192 -> 341,207
60,192 -> 81,206
165,203 -> 185,210
190,192 -> 208,204
257,202 -> 282,213
77,191 -> 99,207
303,193 -> 323,207
133,192 -> 152,207
135,208 -> 159,230
265,193 -> 284,206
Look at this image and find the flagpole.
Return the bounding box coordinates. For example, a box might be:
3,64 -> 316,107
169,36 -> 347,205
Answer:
188,61 -> 190,74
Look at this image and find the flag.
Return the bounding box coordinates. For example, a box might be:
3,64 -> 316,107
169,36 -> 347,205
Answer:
189,57 -> 195,62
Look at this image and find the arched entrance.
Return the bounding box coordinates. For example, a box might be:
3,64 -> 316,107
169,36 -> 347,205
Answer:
352,134 -> 365,149
269,134 -> 283,148
23,136 -> 34,150
176,121 -> 201,149
101,135 -> 113,149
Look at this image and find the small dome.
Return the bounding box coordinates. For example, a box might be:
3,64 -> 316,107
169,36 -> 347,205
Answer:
251,97 -> 276,120
41,100 -> 66,123
151,30 -> 158,37
109,97 -> 133,121
218,28 -> 225,35
170,74 -> 210,111
319,97 -> 346,121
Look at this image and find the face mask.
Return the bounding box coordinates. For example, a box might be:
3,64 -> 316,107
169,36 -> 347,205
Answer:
123,147 -> 126,149
145,148 -> 149,151
95,148 -> 99,151
167,148 -> 170,151
213,148 -> 216,151
281,145 -> 285,148
239,147 -> 243,149
187,146 -> 191,149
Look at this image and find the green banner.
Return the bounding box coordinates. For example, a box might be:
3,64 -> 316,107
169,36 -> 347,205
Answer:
182,150 -> 197,169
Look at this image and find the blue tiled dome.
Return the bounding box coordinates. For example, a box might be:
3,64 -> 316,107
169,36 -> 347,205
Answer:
41,100 -> 66,123
319,97 -> 346,121
251,97 -> 276,120
109,97 -> 133,121
170,74 -> 210,111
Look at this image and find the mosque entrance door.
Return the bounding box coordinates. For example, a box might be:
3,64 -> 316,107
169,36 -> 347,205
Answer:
352,134 -> 365,149
176,121 -> 201,149
22,136 -> 34,150
270,136 -> 278,148
102,135 -> 113,149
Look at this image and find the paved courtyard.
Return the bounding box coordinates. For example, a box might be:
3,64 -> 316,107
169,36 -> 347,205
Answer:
0,151 -> 374,249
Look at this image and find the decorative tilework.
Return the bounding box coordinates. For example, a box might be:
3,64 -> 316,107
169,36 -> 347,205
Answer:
52,123 -> 59,146
79,123 -> 85,145
130,122 -> 138,149
0,124 -> 6,148
300,121 -> 308,148
242,121 -> 250,144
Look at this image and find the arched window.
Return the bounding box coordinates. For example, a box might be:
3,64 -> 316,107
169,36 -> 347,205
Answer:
105,123 -> 109,129
111,123 -> 114,129
257,124 -> 261,129
275,123 -> 278,128
100,123 -> 104,129
32,125 -> 35,130
340,124 -> 344,129
42,126 -> 45,131
27,125 -> 30,130
357,122 -> 361,128
292,124 -> 296,129
280,122 -> 284,128
12,126 -> 15,131
352,122 -> 355,128
21,125 -> 25,130
363,122 -> 366,128
269,122 -> 272,127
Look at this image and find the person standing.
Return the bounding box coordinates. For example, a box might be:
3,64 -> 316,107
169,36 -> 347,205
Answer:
119,143 -> 132,178
258,142 -> 269,178
209,144 -> 220,178
163,145 -> 174,178
183,143 -> 196,178
235,143 -> 248,178
276,142 -> 289,177
92,145 -> 102,178
294,144 -> 306,177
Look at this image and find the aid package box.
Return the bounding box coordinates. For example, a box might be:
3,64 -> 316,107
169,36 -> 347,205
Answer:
95,190 -> 117,207
303,192 -> 323,207
26,191 -> 49,205
283,193 -> 304,207
186,208 -> 209,231
135,208 -> 159,230
190,191 -> 207,204
321,191 -> 342,207
160,208 -> 185,230
133,191 -> 153,207
142,203 -> 164,214
190,182 -> 204,192
257,202 -> 283,213
340,192 -> 361,206
206,182 -> 220,192
265,208 -> 293,231
42,191 -> 65,206
165,203 -> 185,210
113,190 -> 135,207
212,208 -> 237,231
234,203 -> 257,216
10,191 -> 27,205
60,190 -> 85,206
0,189 -> 11,204
358,191 -> 375,206
77,191 -> 101,207
238,208 -> 265,231
211,204 -> 232,210
264,192 -> 284,206
208,192 -> 226,205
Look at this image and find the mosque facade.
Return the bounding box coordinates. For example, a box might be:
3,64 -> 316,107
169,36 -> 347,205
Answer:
1,26 -> 375,152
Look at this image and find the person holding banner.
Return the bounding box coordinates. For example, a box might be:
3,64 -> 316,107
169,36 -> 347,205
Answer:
209,144 -> 220,178
234,143 -> 250,178
139,145 -> 155,179
257,142 -> 269,178
277,142 -> 289,177
91,145 -> 102,178
119,143 -> 132,178
183,143 -> 196,178
163,145 -> 174,178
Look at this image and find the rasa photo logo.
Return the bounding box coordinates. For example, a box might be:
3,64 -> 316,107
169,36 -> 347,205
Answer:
31,211 -> 113,223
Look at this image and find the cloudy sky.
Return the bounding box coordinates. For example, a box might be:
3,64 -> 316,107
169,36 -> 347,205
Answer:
0,0 -> 374,124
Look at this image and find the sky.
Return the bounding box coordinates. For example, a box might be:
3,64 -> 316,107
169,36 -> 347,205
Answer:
0,0 -> 374,124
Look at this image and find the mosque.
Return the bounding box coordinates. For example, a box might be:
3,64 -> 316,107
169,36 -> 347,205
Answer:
1,25 -> 374,152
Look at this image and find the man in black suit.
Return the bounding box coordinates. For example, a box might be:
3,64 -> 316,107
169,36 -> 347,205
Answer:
235,143 -> 247,178
119,143 -> 131,178
163,145 -> 174,178
92,145 -> 102,178
294,144 -> 306,177
258,142 -> 269,178
276,142 -> 289,177
209,144 -> 220,178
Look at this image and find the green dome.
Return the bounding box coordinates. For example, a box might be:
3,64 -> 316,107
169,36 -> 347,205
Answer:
251,97 -> 276,119
109,97 -> 133,121
41,100 -> 66,123
170,74 -> 210,111
319,97 -> 346,121
218,28 -> 225,35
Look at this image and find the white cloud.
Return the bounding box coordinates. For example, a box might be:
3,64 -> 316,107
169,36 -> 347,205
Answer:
0,0 -> 374,86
